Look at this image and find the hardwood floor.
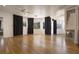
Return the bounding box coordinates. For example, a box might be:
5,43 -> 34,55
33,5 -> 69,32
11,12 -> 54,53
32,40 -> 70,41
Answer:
0,35 -> 79,54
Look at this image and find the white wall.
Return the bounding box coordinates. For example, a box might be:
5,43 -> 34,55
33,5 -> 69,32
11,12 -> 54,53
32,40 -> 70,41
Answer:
34,18 -> 45,35
53,9 -> 65,34
23,17 -> 28,35
0,10 -> 13,38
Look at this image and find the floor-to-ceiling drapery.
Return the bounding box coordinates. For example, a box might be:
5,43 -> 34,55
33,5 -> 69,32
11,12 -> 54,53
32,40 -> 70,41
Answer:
13,15 -> 23,36
27,18 -> 34,34
45,16 -> 51,35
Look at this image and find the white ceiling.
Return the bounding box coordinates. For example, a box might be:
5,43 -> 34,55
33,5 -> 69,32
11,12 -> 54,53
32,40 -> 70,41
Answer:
0,5 -> 72,17
0,5 -> 67,12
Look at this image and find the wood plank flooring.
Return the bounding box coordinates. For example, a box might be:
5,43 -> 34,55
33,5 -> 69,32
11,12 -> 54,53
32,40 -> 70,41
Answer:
0,35 -> 79,54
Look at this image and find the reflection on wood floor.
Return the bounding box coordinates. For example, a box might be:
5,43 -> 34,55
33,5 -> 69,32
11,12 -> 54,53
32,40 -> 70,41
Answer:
0,35 -> 79,54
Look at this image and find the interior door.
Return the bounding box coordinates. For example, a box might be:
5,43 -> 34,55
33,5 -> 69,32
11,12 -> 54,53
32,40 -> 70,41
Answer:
45,16 -> 51,35
28,18 -> 34,34
13,15 -> 23,36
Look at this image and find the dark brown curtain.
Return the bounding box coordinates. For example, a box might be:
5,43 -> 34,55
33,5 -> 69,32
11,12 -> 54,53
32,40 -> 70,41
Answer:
27,18 -> 34,34
13,15 -> 23,36
45,16 -> 51,35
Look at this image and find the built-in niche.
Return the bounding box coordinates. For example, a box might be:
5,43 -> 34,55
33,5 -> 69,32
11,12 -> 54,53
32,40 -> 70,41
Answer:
66,30 -> 74,39
0,17 -> 3,36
